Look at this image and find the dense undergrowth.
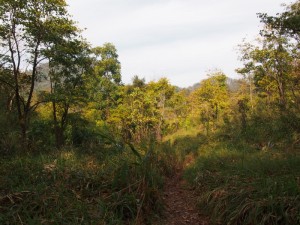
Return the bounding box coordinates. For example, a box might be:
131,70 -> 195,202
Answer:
0,140 -> 179,225
1,122 -> 300,225
184,136 -> 300,225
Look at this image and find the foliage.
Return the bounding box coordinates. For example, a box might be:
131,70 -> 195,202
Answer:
190,71 -> 230,134
104,78 -> 177,143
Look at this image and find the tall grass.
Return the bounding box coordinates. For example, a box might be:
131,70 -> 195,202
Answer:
0,139 -> 177,224
185,142 -> 300,225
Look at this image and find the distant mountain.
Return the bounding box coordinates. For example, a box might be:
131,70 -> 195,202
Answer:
226,77 -> 242,93
177,77 -> 242,94
35,63 -> 50,91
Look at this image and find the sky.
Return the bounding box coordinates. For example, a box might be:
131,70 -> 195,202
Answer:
66,0 -> 292,87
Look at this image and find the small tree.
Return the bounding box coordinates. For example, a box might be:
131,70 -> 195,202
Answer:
45,39 -> 92,148
190,72 -> 229,135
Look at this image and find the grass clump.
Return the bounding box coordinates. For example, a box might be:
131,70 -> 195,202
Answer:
185,142 -> 300,225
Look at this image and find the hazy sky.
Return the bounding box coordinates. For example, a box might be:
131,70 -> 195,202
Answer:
66,0 -> 291,87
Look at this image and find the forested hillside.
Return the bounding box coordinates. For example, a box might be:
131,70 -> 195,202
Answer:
0,0 -> 299,224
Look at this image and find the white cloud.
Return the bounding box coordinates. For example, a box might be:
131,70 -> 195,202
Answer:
67,0 -> 291,87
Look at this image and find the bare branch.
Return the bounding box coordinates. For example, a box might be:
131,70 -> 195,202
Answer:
37,57 -> 47,65
30,100 -> 48,111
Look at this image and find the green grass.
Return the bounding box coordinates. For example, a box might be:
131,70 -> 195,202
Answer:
184,141 -> 300,225
0,142 -> 174,224
3,125 -> 298,225
163,128 -> 208,164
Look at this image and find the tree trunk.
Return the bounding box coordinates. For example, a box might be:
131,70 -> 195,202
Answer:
20,116 -> 28,147
54,124 -> 64,148
52,100 -> 65,149
6,93 -> 15,112
51,78 -> 65,149
277,80 -> 286,109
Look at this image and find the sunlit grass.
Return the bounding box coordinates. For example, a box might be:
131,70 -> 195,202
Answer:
163,126 -> 201,144
162,128 -> 209,166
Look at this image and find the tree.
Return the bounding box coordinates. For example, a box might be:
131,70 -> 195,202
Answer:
106,78 -> 176,143
45,39 -> 92,148
238,3 -> 300,110
132,75 -> 146,89
236,41 -> 257,111
0,0 -> 80,146
89,43 -> 122,121
256,1 -> 300,110
258,1 -> 300,41
190,72 -> 229,135
147,78 -> 175,140
93,43 -> 121,84
166,90 -> 189,132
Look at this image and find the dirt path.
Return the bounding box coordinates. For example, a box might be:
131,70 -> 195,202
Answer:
159,171 -> 209,225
